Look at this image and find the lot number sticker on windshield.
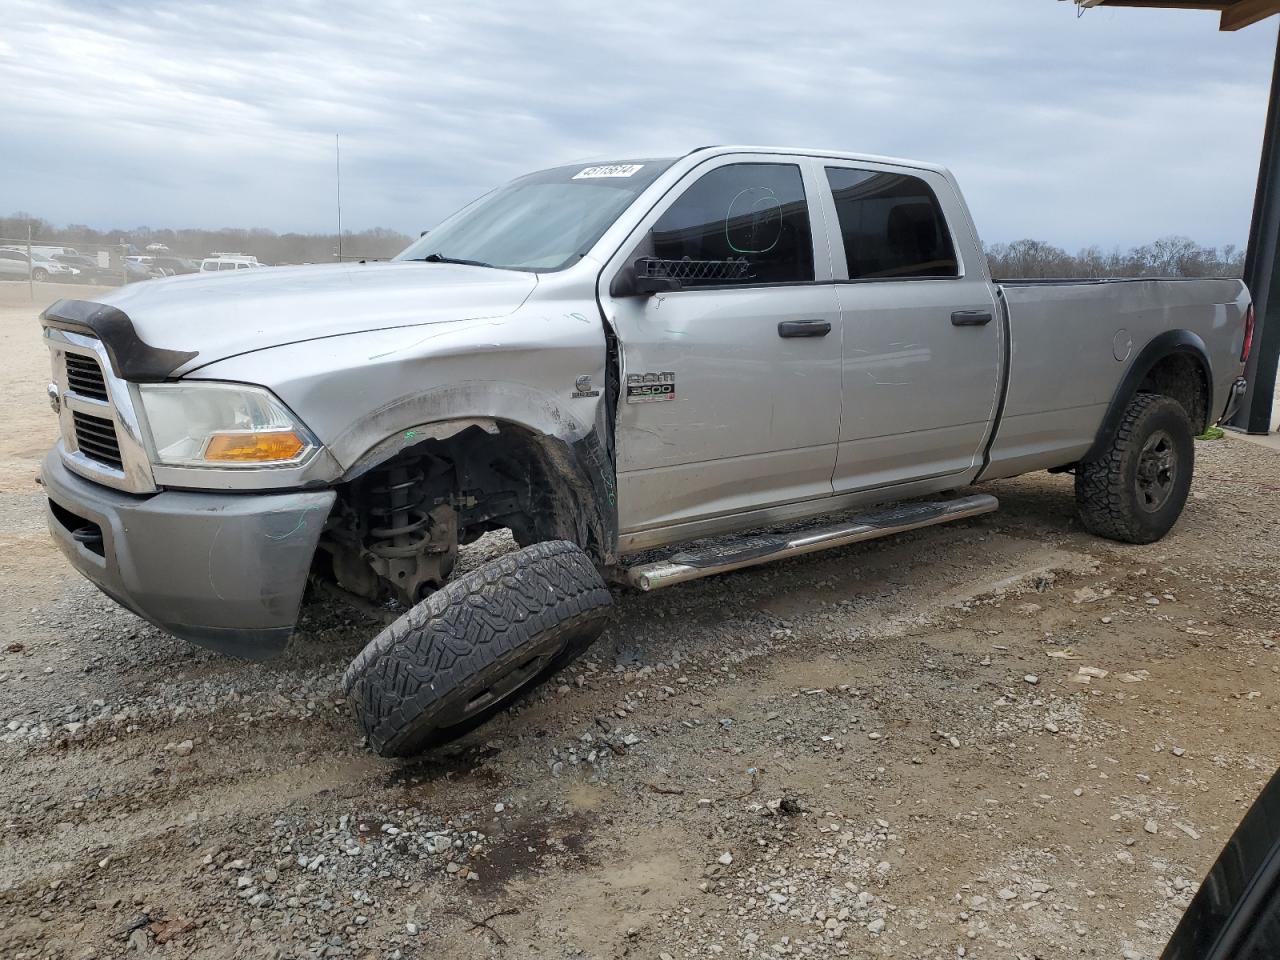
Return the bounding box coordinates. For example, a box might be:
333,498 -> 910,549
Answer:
573,164 -> 644,179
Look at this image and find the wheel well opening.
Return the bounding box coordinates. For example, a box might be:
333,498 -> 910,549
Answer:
1138,352 -> 1209,435
314,423 -> 603,606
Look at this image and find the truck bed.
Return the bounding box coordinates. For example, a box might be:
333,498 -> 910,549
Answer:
981,276 -> 1249,480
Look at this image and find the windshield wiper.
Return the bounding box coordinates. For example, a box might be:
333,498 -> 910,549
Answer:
415,252 -> 496,269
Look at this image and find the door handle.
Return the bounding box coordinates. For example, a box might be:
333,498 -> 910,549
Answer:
951,310 -> 993,327
778,319 -> 832,338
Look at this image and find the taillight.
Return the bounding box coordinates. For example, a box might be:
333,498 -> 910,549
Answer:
1242,303 -> 1256,363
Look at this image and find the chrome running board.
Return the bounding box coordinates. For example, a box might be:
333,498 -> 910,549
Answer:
620,494 -> 999,592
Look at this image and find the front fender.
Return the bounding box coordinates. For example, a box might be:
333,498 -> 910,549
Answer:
187,313 -> 617,555
329,380 -> 595,473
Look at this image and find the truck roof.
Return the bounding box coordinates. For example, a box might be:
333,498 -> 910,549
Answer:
565,146 -> 954,179
683,145 -> 953,177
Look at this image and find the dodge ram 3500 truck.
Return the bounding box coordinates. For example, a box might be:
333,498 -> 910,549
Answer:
39,146 -> 1254,756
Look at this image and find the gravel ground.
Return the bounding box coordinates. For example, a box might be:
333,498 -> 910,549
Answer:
1,281 -> 1278,960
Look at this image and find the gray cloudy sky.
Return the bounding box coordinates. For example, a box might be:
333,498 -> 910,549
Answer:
1,0 -> 1275,248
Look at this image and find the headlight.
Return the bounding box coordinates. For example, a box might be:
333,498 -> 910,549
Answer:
137,382 -> 318,467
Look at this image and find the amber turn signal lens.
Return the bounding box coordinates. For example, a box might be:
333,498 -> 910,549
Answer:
204,431 -> 306,463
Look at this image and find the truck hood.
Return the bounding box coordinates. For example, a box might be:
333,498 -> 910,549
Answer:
92,261 -> 539,373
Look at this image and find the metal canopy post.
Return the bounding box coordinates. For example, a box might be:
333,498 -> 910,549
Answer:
1233,22 -> 1280,433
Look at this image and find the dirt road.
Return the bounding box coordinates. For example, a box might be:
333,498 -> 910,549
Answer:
1,280 -> 1278,960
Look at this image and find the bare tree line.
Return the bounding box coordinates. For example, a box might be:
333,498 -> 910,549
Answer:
984,236 -> 1246,279
0,212 -> 413,264
1,211 -> 1248,278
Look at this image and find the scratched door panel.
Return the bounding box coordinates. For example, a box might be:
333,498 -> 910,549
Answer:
612,283 -> 842,532
599,155 -> 844,535
831,277 -> 1001,491
815,158 -> 1002,493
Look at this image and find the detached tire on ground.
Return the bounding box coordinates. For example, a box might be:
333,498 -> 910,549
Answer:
1075,393 -> 1195,545
342,540 -> 612,757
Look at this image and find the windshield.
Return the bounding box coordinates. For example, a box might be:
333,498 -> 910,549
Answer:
395,159 -> 675,272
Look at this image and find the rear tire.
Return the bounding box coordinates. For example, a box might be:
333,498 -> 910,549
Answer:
1075,393 -> 1194,544
342,540 -> 612,757
32,268 -> 48,282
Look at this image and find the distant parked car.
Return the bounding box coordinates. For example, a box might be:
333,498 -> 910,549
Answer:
199,256 -> 263,273
123,259 -> 163,283
53,254 -> 117,284
126,255 -> 189,276
149,256 -> 200,276
0,249 -> 80,282
0,250 -> 28,280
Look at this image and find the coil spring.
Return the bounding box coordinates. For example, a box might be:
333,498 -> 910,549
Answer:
367,456 -> 431,560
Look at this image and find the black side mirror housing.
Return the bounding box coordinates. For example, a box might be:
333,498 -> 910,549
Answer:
635,273 -> 682,296
615,257 -> 683,297
612,258 -> 683,297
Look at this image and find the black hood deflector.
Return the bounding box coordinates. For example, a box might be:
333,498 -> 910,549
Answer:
40,299 -> 198,382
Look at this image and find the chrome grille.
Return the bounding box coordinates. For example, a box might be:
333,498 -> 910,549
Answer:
64,353 -> 109,401
71,411 -> 124,469
45,328 -> 156,494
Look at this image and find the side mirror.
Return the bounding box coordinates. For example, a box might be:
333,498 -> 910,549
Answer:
613,257 -> 682,298
635,273 -> 682,296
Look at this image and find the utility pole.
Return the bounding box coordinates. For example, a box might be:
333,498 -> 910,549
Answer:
26,223 -> 32,300
336,134 -> 343,262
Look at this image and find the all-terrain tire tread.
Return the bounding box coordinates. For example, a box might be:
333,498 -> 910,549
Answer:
342,540 -> 611,757
1074,393 -> 1194,545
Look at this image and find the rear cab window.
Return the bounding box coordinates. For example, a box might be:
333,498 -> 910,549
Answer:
825,167 -> 958,280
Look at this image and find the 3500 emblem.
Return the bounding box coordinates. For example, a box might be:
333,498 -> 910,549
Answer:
626,372 -> 676,403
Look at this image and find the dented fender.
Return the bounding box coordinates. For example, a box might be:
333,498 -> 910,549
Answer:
188,303 -> 618,557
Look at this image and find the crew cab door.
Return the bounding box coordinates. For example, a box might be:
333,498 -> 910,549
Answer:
816,161 -> 1003,492
600,155 -> 842,540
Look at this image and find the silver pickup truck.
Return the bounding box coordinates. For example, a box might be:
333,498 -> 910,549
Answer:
38,146 -> 1254,755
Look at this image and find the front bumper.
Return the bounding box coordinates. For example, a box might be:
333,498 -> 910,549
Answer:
41,450 -> 334,658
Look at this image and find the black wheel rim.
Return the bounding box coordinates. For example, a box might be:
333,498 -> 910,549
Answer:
1136,429 -> 1177,513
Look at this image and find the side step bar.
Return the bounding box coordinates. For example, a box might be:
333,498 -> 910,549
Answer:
620,494 -> 999,592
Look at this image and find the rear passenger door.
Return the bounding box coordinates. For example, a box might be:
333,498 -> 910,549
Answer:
817,162 -> 1003,492
602,155 -> 843,540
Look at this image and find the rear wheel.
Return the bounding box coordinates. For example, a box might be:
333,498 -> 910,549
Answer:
32,268 -> 48,282
1075,393 -> 1195,544
342,540 -> 612,757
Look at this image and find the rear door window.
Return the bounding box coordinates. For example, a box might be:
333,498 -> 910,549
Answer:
648,162 -> 815,286
825,168 -> 958,280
